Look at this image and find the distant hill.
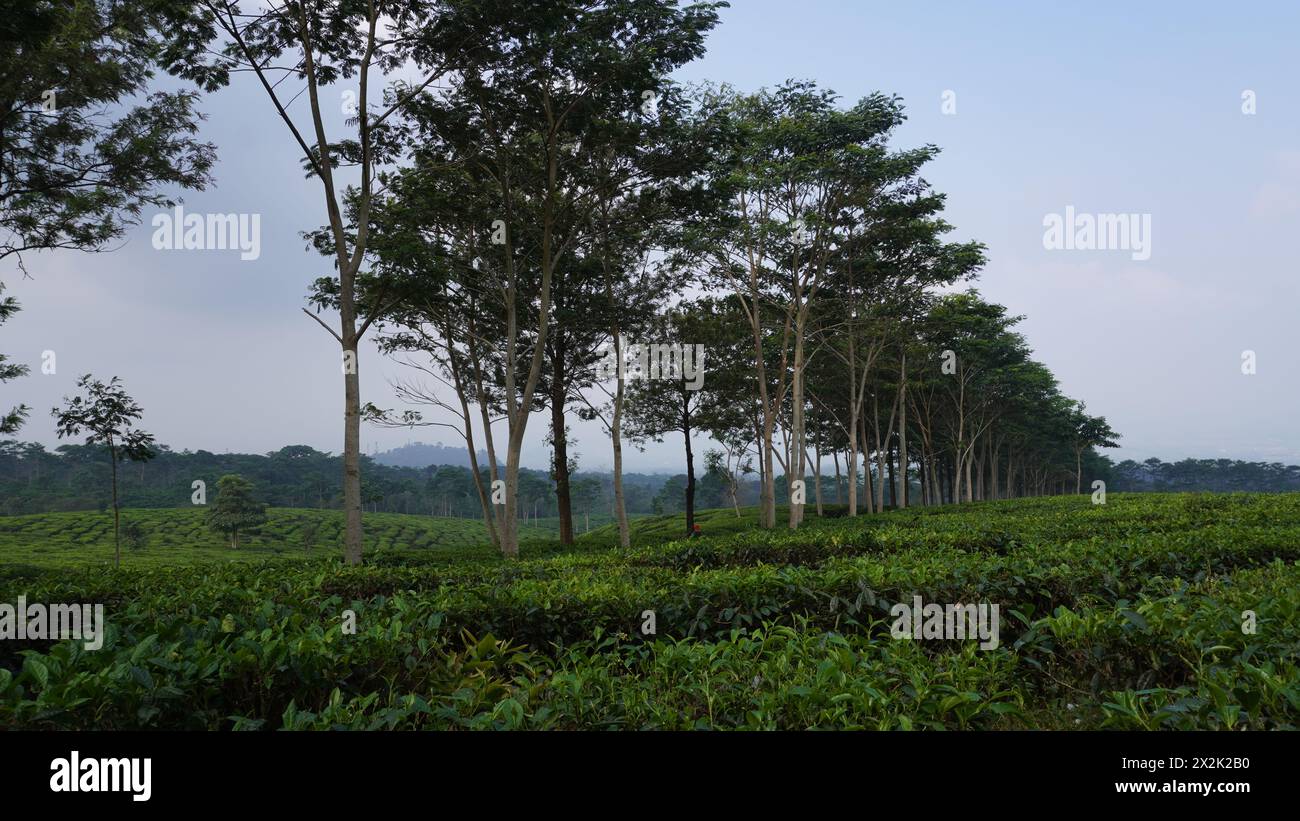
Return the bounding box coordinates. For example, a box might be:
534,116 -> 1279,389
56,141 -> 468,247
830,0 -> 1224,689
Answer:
373,442 -> 488,469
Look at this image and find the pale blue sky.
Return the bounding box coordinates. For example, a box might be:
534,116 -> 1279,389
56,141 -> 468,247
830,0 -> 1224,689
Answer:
6,1 -> 1299,471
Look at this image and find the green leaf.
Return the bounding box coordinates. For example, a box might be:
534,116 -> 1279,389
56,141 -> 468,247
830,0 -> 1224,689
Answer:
24,658 -> 49,690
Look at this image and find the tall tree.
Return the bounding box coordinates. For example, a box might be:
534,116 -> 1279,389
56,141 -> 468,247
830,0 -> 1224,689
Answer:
580,83 -> 718,547
623,305 -> 715,534
191,0 -> 487,564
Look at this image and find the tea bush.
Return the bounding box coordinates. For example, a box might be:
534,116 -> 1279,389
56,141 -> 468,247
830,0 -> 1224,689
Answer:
1,493 -> 1297,729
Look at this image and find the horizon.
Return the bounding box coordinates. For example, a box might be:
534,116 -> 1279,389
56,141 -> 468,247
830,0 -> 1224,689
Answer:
10,435 -> 1300,477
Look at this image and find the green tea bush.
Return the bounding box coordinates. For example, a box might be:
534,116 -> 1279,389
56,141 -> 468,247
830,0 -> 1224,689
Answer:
2,493 -> 1298,729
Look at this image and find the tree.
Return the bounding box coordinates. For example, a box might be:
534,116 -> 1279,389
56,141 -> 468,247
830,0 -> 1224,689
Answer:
704,446 -> 750,516
0,282 -> 27,434
0,0 -> 216,268
190,0 -> 491,565
51,375 -> 156,567
366,0 -> 722,557
300,517 -> 321,551
207,474 -> 268,549
120,518 -> 149,552
624,304 -> 717,534
1069,404 -> 1120,493
570,476 -> 604,534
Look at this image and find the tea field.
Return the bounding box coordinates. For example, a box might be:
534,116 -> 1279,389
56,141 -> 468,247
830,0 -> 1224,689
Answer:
2,493 -> 1298,730
0,507 -> 555,578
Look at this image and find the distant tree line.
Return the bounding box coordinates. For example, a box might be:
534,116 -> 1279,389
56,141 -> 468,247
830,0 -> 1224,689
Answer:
0,441 -> 667,520
1108,458 -> 1300,493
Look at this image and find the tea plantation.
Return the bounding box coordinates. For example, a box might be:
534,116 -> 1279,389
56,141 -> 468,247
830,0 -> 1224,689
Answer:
2,493 -> 1297,730
0,507 -> 556,577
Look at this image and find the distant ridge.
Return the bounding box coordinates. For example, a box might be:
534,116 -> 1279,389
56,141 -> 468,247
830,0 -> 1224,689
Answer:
372,442 -> 489,469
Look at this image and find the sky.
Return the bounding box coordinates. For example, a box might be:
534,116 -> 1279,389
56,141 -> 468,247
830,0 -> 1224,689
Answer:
5,0 -> 1299,472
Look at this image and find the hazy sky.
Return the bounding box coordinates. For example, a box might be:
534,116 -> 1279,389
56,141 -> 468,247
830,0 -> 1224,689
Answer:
6,1 -> 1299,472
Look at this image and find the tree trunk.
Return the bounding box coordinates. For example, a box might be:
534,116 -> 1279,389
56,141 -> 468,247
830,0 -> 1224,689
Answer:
759,410 -> 776,528
832,449 -> 842,505
342,346 -> 363,565
887,443 -> 897,509
550,349 -> 574,545
813,444 -> 823,517
683,402 -> 696,534
846,364 -> 859,517
110,444 -> 120,568
788,322 -> 807,529
965,452 -> 974,502
610,366 -> 630,547
895,353 -> 908,509
989,438 -> 999,501
859,413 -> 873,514
501,439 -> 522,559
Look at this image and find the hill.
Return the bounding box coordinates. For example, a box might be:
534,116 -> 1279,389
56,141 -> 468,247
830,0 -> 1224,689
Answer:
372,442 -> 489,469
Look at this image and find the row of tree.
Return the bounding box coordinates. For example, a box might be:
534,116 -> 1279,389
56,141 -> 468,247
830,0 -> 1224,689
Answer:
349,72 -> 1123,555
2,1 -> 1121,564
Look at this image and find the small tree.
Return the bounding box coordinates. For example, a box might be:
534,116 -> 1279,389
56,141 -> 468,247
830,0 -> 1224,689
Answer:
52,375 -> 155,568
704,447 -> 752,518
570,477 -> 604,534
1070,403 -> 1121,494
120,518 -> 149,552
207,474 -> 267,549
300,518 -> 321,551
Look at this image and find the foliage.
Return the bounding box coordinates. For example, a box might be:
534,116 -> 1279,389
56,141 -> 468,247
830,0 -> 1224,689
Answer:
49,375 -> 156,568
120,518 -> 149,552
0,0 -> 215,266
206,475 -> 268,549
2,493 -> 1297,730
0,283 -> 26,434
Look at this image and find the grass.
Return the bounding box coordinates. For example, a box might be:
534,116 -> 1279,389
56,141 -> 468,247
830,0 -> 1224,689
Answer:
2,492 -> 1298,729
